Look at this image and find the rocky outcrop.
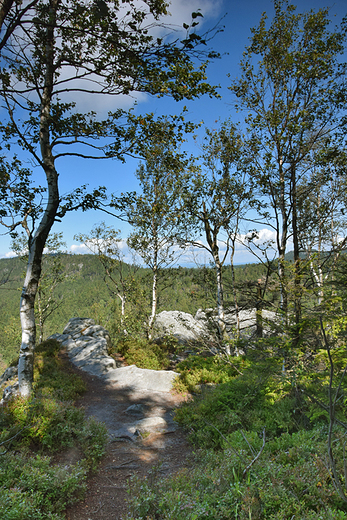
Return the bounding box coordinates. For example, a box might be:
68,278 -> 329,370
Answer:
195,308 -> 277,338
49,317 -> 117,377
0,366 -> 17,387
0,366 -> 19,404
51,317 -> 178,393
153,310 -> 212,345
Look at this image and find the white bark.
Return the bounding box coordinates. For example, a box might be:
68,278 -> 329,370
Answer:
148,258 -> 158,339
18,0 -> 59,396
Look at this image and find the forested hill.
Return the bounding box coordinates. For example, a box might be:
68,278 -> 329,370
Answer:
0,253 -> 269,366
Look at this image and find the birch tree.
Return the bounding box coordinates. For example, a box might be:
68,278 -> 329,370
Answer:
12,231 -> 68,343
0,0 -> 218,395
297,147 -> 347,307
113,118 -> 196,337
230,0 -> 345,331
183,120 -> 254,343
74,222 -> 140,331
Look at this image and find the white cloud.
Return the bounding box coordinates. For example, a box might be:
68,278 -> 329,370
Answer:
70,244 -> 90,254
2,251 -> 16,258
165,0 -> 223,28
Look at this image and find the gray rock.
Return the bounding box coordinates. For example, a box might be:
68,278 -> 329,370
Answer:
195,307 -> 278,338
50,317 -> 179,393
153,310 -> 212,345
62,317 -> 97,336
49,317 -> 118,377
104,365 -> 177,393
1,381 -> 19,404
134,416 -> 169,433
0,366 -> 17,387
125,404 -> 145,416
110,416 -> 171,442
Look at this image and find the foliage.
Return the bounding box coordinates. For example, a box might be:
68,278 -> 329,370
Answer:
0,338 -> 108,517
0,340 -> 107,459
0,0 -> 219,396
173,355 -> 246,394
230,0 -> 345,333
126,342 -> 347,519
0,452 -> 87,519
126,426 -> 347,519
74,221 -> 142,327
174,358 -> 302,448
182,120 -> 256,341
112,337 -> 171,370
113,116 -> 198,335
12,232 -> 71,343
0,340 -> 107,520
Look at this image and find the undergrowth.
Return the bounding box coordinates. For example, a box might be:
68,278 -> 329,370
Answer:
0,339 -> 108,519
112,336 -> 172,370
126,346 -> 347,519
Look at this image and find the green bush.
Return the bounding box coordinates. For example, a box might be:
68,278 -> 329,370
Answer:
174,359 -> 303,448
126,427 -> 347,519
113,337 -> 170,370
173,354 -> 247,393
0,338 -> 108,518
0,452 -> 87,519
33,339 -> 87,400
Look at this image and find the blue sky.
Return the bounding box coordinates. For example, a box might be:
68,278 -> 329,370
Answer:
1,0 -> 346,264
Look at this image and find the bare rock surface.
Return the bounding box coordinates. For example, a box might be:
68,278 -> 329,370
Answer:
153,310 -> 212,344
50,317 -> 178,393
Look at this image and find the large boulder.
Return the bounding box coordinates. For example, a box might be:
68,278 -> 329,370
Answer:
152,310 -> 212,345
49,317 -> 118,377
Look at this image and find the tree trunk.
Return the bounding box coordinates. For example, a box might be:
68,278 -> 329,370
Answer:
37,289 -> 44,344
230,237 -> 241,340
18,0 -> 59,396
214,254 -> 227,341
148,267 -> 157,339
19,200 -> 58,395
148,231 -> 159,339
291,163 -> 302,346
256,279 -> 263,338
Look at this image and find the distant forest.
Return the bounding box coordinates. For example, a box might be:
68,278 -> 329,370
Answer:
0,253 -> 273,368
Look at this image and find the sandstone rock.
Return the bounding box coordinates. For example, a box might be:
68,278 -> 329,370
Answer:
50,317 -> 118,377
195,307 -> 277,338
51,317 -> 179,393
1,381 -> 19,404
103,364 -> 177,393
153,310 -> 212,345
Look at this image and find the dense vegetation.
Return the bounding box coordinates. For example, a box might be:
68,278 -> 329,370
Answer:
2,250 -> 347,517
0,339 -> 107,519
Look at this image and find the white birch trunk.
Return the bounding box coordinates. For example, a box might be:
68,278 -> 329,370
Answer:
148,267 -> 158,339
18,0 -> 59,396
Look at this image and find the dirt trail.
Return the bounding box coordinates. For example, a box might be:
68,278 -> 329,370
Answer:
62,354 -> 193,520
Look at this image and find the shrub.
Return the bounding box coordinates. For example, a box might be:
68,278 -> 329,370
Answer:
0,452 -> 87,519
126,427 -> 347,519
112,337 -> 170,370
174,358 -> 303,448
173,354 -> 247,393
0,338 -> 108,518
